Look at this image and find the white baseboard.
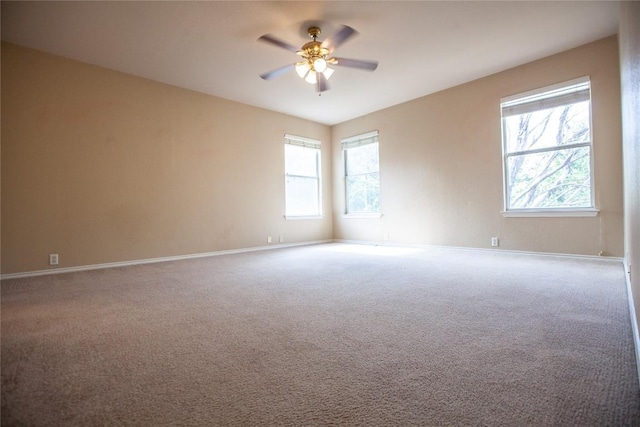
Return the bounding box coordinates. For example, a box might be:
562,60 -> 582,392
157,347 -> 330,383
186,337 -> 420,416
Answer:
624,259 -> 640,388
0,240 -> 333,280
332,239 -> 623,263
2,237 -> 624,276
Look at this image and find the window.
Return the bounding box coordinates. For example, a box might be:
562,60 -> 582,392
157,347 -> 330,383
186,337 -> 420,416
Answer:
501,77 -> 595,215
284,134 -> 322,218
342,131 -> 380,215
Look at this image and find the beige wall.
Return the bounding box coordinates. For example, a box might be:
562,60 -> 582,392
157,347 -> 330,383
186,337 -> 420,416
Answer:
619,1 -> 640,353
1,43 -> 332,274
332,36 -> 623,257
0,36 -> 626,275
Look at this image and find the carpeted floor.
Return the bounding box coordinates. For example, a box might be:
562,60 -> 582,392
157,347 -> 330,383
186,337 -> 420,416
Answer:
2,243 -> 639,426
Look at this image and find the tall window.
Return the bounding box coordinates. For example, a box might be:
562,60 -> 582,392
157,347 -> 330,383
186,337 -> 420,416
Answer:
284,134 -> 322,217
501,77 -> 594,213
342,131 -> 380,214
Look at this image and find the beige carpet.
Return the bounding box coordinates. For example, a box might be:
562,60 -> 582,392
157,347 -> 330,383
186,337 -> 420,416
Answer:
2,243 -> 639,425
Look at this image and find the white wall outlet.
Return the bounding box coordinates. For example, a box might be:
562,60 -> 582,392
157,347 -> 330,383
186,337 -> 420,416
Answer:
267,236 -> 272,244
384,233 -> 390,241
491,237 -> 499,247
49,254 -> 59,265
279,235 -> 284,243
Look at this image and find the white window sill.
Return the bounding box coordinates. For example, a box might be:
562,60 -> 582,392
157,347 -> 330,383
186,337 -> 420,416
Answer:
284,215 -> 324,220
501,209 -> 599,218
342,213 -> 383,219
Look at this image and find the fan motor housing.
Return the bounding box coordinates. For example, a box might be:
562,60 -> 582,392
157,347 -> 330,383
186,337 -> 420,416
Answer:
299,41 -> 328,58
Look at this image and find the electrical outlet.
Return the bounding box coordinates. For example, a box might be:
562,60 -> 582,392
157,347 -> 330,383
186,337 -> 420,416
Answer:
491,237 -> 499,247
384,233 -> 390,241
267,236 -> 272,244
279,235 -> 284,243
49,254 -> 59,265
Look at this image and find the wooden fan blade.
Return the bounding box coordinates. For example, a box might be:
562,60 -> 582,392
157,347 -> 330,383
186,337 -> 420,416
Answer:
260,63 -> 295,80
316,71 -> 329,93
258,34 -> 299,53
332,57 -> 378,71
321,25 -> 357,51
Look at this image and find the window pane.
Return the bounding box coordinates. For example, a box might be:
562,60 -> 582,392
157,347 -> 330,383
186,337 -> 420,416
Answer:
346,172 -> 380,213
503,100 -> 590,153
285,144 -> 318,177
346,143 -> 379,176
506,146 -> 591,209
286,176 -> 320,216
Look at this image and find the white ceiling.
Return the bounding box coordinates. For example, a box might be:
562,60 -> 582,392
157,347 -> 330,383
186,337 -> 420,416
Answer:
1,1 -> 619,126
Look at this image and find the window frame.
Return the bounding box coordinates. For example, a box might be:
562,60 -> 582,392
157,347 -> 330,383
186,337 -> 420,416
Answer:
342,130 -> 382,218
500,77 -> 598,217
284,134 -> 323,220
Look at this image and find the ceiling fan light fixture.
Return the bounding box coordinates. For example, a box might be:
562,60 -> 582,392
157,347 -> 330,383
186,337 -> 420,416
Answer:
313,58 -> 327,73
323,67 -> 335,80
305,70 -> 317,84
295,62 -> 310,78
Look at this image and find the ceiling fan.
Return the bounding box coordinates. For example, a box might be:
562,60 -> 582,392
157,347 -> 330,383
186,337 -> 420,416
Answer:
258,25 -> 379,93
